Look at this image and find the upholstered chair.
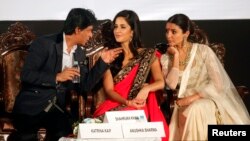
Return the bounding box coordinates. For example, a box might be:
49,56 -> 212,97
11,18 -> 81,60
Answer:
0,22 -> 47,140
81,19 -> 115,118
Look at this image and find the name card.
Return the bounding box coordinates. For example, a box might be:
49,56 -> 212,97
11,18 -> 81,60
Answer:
103,110 -> 147,123
122,122 -> 165,138
77,123 -> 123,139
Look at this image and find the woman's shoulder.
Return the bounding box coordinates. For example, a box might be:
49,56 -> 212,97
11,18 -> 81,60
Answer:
194,43 -> 217,60
160,52 -> 168,60
137,47 -> 156,55
159,53 -> 170,67
194,43 -> 209,48
155,50 -> 162,58
138,47 -> 155,51
194,43 -> 213,52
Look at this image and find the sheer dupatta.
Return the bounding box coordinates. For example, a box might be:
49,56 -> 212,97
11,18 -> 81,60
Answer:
193,44 -> 250,124
168,43 -> 249,141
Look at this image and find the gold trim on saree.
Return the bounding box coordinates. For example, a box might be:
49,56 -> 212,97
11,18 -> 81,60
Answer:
110,48 -> 156,111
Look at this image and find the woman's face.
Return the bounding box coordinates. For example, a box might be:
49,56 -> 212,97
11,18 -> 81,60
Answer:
113,17 -> 133,44
165,22 -> 188,47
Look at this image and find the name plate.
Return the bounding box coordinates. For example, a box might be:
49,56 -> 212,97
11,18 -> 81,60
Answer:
103,110 -> 147,123
122,122 -> 165,138
77,123 -> 123,139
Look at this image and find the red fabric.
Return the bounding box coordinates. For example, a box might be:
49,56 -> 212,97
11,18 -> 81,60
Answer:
93,62 -> 169,141
93,65 -> 145,116
155,50 -> 162,58
147,91 -> 169,141
148,50 -> 169,140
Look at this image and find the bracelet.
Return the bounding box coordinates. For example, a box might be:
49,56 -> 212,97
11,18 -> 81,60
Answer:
125,100 -> 130,106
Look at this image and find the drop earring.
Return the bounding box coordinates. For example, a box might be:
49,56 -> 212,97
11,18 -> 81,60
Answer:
130,32 -> 133,42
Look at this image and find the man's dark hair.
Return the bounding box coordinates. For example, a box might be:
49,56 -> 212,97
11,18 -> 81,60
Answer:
63,8 -> 97,35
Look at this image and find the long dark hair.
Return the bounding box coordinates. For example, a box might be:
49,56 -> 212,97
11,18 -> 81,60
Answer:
113,10 -> 143,55
167,13 -> 208,44
111,10 -> 143,76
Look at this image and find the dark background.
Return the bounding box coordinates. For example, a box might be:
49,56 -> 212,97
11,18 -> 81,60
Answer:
1,20 -> 250,109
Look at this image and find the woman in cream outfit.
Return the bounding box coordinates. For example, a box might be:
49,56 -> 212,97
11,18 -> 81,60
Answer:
160,13 -> 250,141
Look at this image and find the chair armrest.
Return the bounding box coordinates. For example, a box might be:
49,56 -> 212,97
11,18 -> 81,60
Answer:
236,85 -> 249,99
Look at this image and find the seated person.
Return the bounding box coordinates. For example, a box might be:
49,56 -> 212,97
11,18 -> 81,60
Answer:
160,13 -> 250,141
10,8 -> 122,141
93,10 -> 169,141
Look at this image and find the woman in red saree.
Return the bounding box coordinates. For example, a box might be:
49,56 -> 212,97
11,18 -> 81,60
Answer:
93,10 -> 169,141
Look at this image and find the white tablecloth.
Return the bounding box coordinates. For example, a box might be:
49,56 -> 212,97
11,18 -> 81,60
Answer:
59,137 -> 161,141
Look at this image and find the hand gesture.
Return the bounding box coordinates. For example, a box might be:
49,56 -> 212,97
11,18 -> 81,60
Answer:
167,46 -> 179,56
101,47 -> 123,64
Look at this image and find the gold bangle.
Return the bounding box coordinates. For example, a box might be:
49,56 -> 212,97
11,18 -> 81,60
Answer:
125,100 -> 130,106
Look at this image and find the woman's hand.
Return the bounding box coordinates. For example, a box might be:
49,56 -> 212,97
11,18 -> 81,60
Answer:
134,83 -> 150,104
176,97 -> 189,107
167,46 -> 179,56
176,94 -> 201,107
126,99 -> 145,109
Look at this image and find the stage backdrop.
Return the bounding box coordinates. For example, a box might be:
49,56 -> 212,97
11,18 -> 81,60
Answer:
1,0 -> 250,21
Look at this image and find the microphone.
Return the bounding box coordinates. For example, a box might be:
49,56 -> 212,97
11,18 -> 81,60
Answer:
72,52 -> 81,83
74,46 -> 87,66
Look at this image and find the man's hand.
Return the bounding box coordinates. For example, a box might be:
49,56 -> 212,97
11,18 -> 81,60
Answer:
56,67 -> 80,83
101,47 -> 123,64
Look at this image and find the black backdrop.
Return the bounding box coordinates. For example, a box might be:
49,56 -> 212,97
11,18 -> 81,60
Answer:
1,20 -> 249,109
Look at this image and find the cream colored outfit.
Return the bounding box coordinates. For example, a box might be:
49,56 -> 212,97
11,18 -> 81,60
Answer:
160,43 -> 250,141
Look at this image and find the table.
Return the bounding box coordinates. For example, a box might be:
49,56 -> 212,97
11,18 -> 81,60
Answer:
59,137 -> 161,141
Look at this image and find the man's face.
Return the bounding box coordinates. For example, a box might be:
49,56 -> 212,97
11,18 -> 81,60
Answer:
76,25 -> 93,46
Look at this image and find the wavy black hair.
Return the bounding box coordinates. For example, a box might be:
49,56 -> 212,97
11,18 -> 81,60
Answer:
63,8 -> 97,35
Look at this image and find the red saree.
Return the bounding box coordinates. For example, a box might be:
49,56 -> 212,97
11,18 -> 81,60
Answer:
93,49 -> 169,141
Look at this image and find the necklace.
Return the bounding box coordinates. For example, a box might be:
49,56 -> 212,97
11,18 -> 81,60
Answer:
169,43 -> 192,67
179,46 -> 191,66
